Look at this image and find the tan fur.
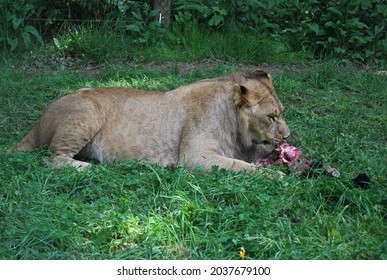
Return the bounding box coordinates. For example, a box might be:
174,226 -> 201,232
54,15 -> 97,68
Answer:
12,70 -> 290,171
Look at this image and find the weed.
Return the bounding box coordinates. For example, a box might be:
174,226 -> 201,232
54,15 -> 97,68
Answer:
0,0 -> 43,51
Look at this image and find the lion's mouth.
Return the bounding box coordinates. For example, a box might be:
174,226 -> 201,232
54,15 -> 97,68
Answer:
252,139 -> 272,145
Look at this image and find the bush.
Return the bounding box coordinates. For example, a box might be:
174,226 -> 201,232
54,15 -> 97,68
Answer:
0,0 -> 44,51
173,0 -> 387,65
283,0 -> 387,64
1,0 -> 385,65
124,2 -> 166,45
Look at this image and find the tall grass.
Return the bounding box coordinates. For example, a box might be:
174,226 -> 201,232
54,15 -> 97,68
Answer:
31,21 -> 307,66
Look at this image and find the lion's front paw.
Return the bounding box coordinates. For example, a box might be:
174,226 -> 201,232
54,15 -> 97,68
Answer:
254,168 -> 285,179
72,161 -> 92,171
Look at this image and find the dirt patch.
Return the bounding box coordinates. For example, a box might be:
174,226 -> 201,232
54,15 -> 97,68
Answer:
142,59 -> 221,76
24,57 -> 303,79
23,54 -> 106,76
21,52 -> 384,78
142,59 -> 303,76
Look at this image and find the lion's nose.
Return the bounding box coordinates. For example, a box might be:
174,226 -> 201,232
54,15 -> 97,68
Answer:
279,120 -> 290,139
282,127 -> 290,139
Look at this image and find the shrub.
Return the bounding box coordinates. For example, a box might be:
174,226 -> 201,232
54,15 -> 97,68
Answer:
173,0 -> 387,65
124,2 -> 166,45
0,0 -> 44,51
1,0 -> 385,65
283,0 -> 387,64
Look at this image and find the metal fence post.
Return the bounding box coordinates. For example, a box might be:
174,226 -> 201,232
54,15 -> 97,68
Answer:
153,0 -> 173,27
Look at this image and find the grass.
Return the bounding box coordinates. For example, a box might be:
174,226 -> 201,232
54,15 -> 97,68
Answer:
0,28 -> 386,260
22,21 -> 306,66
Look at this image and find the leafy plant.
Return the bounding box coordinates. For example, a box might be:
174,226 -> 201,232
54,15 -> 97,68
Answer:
174,0 -> 228,28
207,6 -> 228,27
125,2 -> 166,45
298,0 -> 386,64
0,0 -> 44,51
52,25 -> 134,63
173,0 -> 386,64
257,0 -> 386,64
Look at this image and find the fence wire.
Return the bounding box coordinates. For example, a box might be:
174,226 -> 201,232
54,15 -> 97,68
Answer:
25,1 -> 174,27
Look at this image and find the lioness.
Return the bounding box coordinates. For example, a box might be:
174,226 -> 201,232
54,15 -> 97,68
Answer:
11,70 -> 290,172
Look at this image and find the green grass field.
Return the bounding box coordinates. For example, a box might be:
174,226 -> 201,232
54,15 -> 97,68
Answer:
0,33 -> 386,259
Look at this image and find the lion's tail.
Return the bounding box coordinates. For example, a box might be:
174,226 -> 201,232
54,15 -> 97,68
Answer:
11,126 -> 39,152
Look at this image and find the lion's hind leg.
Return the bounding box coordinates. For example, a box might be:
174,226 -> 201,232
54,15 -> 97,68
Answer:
46,117 -> 102,171
45,154 -> 91,171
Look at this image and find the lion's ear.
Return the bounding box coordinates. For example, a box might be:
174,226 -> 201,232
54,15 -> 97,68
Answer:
233,84 -> 265,107
253,69 -> 272,81
239,84 -> 248,95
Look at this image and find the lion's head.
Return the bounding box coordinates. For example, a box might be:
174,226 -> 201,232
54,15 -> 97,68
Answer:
233,70 -> 290,151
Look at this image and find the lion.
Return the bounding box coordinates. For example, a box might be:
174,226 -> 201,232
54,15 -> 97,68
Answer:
10,70 -> 290,172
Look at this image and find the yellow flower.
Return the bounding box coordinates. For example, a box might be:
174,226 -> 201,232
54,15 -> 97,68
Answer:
239,247 -> 246,260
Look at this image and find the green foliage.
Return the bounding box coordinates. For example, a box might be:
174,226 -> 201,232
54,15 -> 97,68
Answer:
174,0 -> 386,65
125,2 -> 165,45
163,12 -> 301,64
283,0 -> 387,64
1,0 -> 385,65
37,0 -> 144,25
45,14 -> 301,65
175,0 -> 228,28
0,0 -> 44,51
164,11 -> 212,60
52,25 -> 133,63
